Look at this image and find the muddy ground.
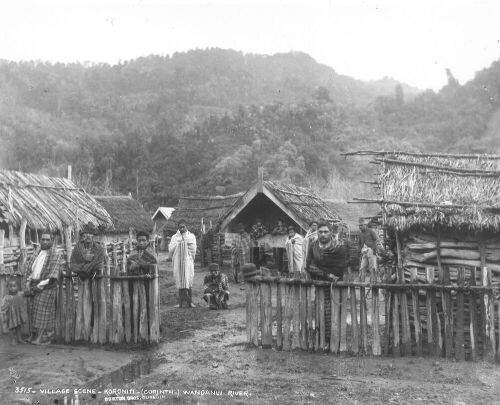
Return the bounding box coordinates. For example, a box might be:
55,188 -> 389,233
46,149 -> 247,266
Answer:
1,255 -> 500,404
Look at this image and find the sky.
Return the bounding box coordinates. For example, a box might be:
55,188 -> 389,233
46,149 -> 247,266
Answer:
1,0 -> 500,90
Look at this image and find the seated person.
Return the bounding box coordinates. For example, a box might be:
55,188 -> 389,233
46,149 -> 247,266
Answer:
305,221 -> 349,281
127,231 -> 157,275
203,263 -> 229,310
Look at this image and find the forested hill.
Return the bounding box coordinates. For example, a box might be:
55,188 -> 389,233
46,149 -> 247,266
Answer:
0,48 -> 499,210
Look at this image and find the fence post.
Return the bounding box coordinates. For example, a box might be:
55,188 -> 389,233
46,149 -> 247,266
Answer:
360,263 -> 369,353
276,282 -> 283,350
64,227 -> 74,343
410,267 -> 422,356
455,268 -> 465,361
308,285 -> 315,351
0,229 -> 5,335
349,270 -> 359,354
261,282 -> 272,349
330,284 -> 340,353
482,266 -> 496,361
111,243 -> 124,343
396,232 -> 411,355
372,267 -> 381,356
149,264 -> 160,343
469,267 -> 479,361
121,242 -> 132,343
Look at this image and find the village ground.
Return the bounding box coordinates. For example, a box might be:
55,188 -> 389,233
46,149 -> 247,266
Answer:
1,254 -> 500,404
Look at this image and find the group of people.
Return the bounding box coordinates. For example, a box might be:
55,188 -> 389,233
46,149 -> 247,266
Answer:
230,216 -> 383,283
1,224 -> 157,345
1,216 -> 382,345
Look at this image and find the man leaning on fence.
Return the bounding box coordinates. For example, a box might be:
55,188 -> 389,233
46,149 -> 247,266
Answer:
358,218 -> 383,278
70,223 -> 105,281
25,231 -> 63,345
127,231 -> 157,275
304,221 -> 348,282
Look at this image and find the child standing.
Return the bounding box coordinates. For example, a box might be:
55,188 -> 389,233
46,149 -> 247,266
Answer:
1,278 -> 28,345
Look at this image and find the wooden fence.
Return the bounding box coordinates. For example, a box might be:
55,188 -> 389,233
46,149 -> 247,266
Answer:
56,240 -> 160,345
246,270 -> 499,360
0,228 -> 160,345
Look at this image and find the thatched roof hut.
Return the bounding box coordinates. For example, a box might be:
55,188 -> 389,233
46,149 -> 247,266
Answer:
94,195 -> 154,236
0,169 -> 112,234
349,151 -> 500,233
220,180 -> 341,233
164,193 -> 243,236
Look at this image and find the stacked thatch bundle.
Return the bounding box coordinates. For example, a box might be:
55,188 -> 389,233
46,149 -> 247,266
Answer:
377,152 -> 500,232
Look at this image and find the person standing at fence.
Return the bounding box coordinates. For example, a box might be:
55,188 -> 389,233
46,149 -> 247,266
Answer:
169,219 -> 197,308
301,220 -> 318,272
1,277 -> 28,345
25,231 -> 63,345
285,225 -> 304,275
231,223 -> 251,283
250,218 -> 268,268
127,231 -> 157,275
304,221 -> 348,281
271,219 -> 287,273
203,263 -> 229,310
358,218 -> 383,278
69,223 -> 105,281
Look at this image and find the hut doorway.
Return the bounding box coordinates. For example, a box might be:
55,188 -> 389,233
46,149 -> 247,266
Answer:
226,193 -> 300,233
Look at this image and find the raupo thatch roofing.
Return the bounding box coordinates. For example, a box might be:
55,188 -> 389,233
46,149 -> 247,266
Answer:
94,195 -> 154,234
219,181 -> 342,232
164,193 -> 244,235
0,170 -> 113,231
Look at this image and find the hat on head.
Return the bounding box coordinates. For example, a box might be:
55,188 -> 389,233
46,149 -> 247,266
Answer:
209,263 -> 220,272
358,218 -> 369,225
177,219 -> 187,227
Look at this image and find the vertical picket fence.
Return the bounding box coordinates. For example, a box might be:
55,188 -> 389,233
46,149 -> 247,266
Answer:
57,240 -> 160,345
246,274 -> 499,360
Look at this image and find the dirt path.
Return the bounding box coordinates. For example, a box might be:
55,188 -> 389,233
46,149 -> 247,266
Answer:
2,261 -> 500,404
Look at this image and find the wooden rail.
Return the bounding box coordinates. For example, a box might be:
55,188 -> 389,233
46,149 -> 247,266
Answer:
246,274 -> 499,360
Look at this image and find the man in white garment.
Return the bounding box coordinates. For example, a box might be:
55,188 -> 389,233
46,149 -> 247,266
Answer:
168,219 -> 197,308
285,226 -> 304,275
